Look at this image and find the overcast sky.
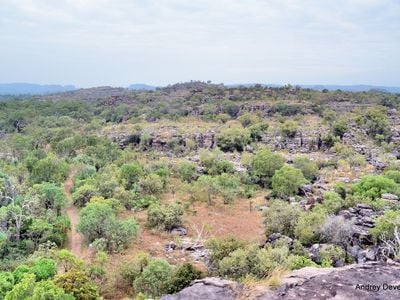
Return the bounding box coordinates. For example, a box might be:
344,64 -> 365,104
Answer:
0,0 -> 399,87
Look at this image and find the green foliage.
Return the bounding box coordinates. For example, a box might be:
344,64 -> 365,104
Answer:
78,202 -> 139,253
370,210 -> 400,242
31,280 -> 74,300
318,244 -> 346,265
120,252 -> 150,283
286,255 -> 317,270
146,202 -> 183,231
166,263 -> 202,294
120,163 -> 143,189
321,191 -> 344,214
248,122 -> 268,141
133,259 -> 173,298
31,258 -> 57,281
293,156 -> 318,181
215,173 -> 240,204
54,270 -> 99,300
33,183 -> 67,215
263,200 -> 301,238
216,126 -> 251,152
30,154 -> 69,185
383,170 -> 400,184
140,173 -> 164,196
294,210 -> 327,245
280,120 -> 298,138
72,184 -> 98,207
205,237 -> 246,268
0,272 -> 14,300
4,273 -> 35,300
352,175 -> 399,200
176,161 -> 197,183
12,265 -> 31,284
360,107 -> 391,141
271,166 -> 307,198
251,149 -> 285,187
332,119 -> 348,139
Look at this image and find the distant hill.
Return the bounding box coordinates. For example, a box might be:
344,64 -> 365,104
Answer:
228,83 -> 400,93
0,83 -> 76,95
128,84 -> 156,91
300,84 -> 400,93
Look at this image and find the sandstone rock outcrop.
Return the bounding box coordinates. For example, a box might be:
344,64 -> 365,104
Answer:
162,262 -> 400,300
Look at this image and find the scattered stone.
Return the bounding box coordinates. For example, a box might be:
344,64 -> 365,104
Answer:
171,227 -> 188,236
381,193 -> 399,201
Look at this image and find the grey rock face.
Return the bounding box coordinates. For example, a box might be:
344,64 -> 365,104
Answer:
163,262 -> 400,300
161,277 -> 242,300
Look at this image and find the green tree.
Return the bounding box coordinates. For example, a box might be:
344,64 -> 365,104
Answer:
54,270 -> 99,300
215,126 -> 251,152
167,263 -> 202,294
263,200 -> 301,238
271,166 -> 307,198
133,259 -> 173,298
0,272 -> 14,300
31,154 -> 69,184
251,149 -> 285,187
293,156 -> 318,181
120,163 -> 143,189
31,258 -> 57,281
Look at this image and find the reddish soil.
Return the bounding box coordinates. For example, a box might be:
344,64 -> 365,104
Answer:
101,194 -> 266,299
64,175 -> 89,260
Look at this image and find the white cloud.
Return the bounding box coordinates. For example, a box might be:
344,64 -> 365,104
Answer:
0,0 -> 399,86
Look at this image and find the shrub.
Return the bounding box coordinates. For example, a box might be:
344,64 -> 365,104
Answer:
31,154 -> 69,184
140,173 -> 164,196
319,244 -> 346,266
167,263 -> 202,294
320,215 -> 354,249
0,272 -> 14,299
321,191 -> 344,214
31,280 -> 73,300
263,200 -> 301,238
251,149 -> 285,187
293,156 -> 318,181
31,258 -> 57,281
352,175 -> 399,200
120,163 -> 143,189
249,122 -> 269,141
294,210 -> 327,245
4,273 -> 35,300
271,166 -> 307,198
370,210 -> 400,242
332,120 -> 348,139
176,161 -> 197,183
253,245 -> 290,278
54,270 -> 99,300
120,252 -> 150,283
218,245 -> 258,279
133,259 -> 173,298
12,265 -> 31,283
216,126 -> 251,152
215,173 -> 240,204
287,255 -> 317,270
146,202 -> 184,231
72,184 -> 98,207
206,237 -> 246,268
383,170 -> 400,184
280,120 -> 297,138
78,202 -> 139,252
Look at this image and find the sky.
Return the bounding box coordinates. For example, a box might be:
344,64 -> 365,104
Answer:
0,0 -> 399,88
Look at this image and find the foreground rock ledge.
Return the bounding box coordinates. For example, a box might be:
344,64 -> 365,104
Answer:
162,261 -> 400,300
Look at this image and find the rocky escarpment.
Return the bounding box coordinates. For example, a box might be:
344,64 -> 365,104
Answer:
162,261 -> 400,300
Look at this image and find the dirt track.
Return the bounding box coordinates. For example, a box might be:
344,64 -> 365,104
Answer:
64,174 -> 88,259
